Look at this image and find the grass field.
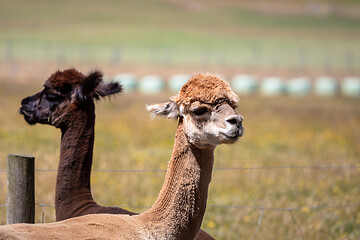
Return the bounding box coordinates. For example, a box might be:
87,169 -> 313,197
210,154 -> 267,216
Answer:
0,79 -> 359,239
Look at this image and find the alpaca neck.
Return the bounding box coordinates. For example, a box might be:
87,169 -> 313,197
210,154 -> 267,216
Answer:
55,102 -> 96,219
139,118 -> 215,239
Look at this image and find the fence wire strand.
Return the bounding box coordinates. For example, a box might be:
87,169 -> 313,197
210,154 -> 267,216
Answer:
1,165 -> 359,173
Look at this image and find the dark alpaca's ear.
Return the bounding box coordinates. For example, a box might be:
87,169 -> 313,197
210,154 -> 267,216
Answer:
94,81 -> 123,99
74,70 -> 103,101
73,70 -> 122,101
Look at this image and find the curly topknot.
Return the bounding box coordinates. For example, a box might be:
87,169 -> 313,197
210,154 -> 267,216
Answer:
45,68 -> 86,91
173,73 -> 239,105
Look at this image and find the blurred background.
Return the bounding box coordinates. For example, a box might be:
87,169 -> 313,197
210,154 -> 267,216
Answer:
1,0 -> 360,80
0,0 -> 359,239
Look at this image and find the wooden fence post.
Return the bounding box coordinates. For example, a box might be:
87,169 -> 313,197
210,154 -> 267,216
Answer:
6,154 -> 35,224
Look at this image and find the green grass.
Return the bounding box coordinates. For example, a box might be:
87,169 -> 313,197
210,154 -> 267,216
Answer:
0,80 -> 359,239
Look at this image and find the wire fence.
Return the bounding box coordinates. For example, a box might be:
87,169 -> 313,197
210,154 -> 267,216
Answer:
26,165 -> 360,173
1,165 -> 359,239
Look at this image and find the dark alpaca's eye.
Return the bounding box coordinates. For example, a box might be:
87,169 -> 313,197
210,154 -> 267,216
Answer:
46,93 -> 62,101
193,108 -> 208,116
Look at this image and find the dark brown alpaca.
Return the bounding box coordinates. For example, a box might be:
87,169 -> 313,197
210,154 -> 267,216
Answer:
19,69 -> 213,240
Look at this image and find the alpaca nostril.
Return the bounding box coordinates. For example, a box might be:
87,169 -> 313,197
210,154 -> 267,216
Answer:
226,115 -> 242,126
227,118 -> 238,125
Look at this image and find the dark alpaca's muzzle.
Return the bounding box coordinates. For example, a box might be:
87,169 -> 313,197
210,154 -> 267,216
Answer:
19,93 -> 43,125
19,104 -> 38,125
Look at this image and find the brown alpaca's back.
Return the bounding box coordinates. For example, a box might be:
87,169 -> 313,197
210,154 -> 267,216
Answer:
0,214 -> 143,240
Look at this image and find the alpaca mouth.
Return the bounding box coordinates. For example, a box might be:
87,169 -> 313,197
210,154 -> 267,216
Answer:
220,128 -> 243,142
19,107 -> 38,125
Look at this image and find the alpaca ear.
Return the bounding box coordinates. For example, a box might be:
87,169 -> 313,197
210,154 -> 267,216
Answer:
146,100 -> 180,119
74,71 -> 122,101
74,70 -> 103,101
94,81 -> 123,98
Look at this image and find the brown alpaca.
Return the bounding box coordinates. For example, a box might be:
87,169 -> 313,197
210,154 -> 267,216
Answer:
1,73 -> 243,239
19,68 -> 134,218
17,69 -> 213,240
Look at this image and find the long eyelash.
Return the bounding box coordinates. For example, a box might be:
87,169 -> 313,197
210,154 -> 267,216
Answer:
213,99 -> 238,110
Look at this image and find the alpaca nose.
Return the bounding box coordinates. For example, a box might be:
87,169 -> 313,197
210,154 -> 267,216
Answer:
225,115 -> 243,127
21,92 -> 41,106
21,96 -> 31,105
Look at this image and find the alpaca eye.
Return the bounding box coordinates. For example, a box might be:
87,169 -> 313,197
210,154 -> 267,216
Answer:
193,108 -> 208,116
46,93 -> 62,101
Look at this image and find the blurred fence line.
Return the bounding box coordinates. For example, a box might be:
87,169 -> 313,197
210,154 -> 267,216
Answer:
2,39 -> 360,74
31,165 -> 360,173
2,39 -> 360,97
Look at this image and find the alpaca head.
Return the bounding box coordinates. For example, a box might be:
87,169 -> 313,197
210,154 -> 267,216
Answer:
147,73 -> 244,148
19,68 -> 122,129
